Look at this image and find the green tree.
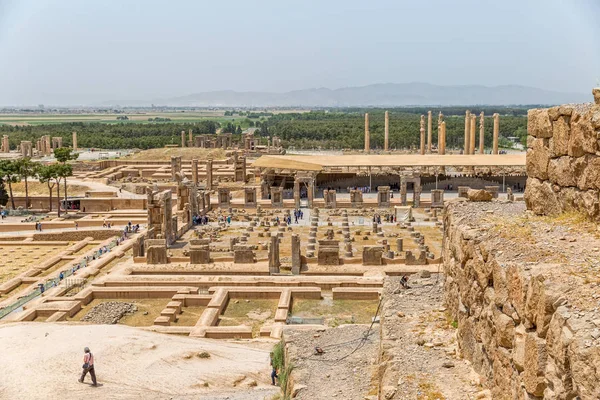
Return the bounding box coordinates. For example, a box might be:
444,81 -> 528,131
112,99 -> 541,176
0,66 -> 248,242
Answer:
53,148 -> 78,214
16,157 -> 36,209
0,160 -> 20,209
37,164 -> 60,212
0,176 -> 8,207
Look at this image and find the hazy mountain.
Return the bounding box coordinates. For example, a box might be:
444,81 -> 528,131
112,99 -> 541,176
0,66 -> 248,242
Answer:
141,83 -> 589,107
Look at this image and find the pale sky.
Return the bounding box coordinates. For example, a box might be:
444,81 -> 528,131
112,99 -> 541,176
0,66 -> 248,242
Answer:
0,0 -> 599,106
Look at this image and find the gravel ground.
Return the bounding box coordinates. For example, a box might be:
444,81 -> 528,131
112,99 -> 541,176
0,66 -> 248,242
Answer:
285,324 -> 380,400
81,301 -> 137,324
379,275 -> 484,399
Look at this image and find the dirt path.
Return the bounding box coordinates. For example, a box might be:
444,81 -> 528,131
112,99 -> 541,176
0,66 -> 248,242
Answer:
285,324 -> 380,399
379,275 -> 487,399
0,323 -> 279,400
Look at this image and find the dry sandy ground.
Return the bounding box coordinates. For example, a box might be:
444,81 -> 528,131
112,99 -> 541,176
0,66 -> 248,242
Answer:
0,323 -> 279,400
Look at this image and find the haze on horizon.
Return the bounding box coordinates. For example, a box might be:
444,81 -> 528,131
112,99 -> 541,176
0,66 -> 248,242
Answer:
0,0 -> 599,106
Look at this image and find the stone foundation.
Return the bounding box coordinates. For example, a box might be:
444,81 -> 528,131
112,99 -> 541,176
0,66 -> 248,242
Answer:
525,91 -> 600,220
443,201 -> 600,399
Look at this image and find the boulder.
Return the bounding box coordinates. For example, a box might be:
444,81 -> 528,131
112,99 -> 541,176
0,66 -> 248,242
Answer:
467,189 -> 493,202
528,109 -> 553,138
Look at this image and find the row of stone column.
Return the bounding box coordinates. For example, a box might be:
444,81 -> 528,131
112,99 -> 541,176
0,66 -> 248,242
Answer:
464,111 -> 500,155
363,111 -> 499,154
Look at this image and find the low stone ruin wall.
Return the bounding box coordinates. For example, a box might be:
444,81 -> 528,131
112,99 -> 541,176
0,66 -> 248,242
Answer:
443,201 -> 600,399
32,229 -> 121,241
525,89 -> 600,219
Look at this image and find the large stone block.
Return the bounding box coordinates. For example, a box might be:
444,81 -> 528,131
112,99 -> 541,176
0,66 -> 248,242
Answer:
523,332 -> 547,397
318,248 -> 339,265
547,156 -> 576,187
549,116 -> 570,157
362,246 -> 383,266
570,112 -> 597,156
233,245 -> 255,263
576,155 -> 600,191
146,239 -> 168,264
467,189 -> 493,202
528,109 -> 553,138
526,138 -> 551,180
524,178 -> 561,216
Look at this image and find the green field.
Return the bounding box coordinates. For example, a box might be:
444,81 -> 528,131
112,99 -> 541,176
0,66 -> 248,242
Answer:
0,112 -> 254,126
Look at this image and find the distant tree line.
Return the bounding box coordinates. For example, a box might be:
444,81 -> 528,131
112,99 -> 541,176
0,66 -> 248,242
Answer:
0,121 -> 219,150
258,109 -> 527,150
0,107 -> 529,150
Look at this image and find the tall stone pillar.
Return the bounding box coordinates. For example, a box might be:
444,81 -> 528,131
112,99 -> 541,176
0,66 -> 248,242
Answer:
206,159 -> 213,190
427,111 -> 432,153
479,112 -> 485,154
2,135 -> 9,153
440,121 -> 446,155
307,180 -> 314,208
493,113 -> 500,155
188,129 -> 193,145
191,159 -> 199,185
268,234 -> 280,274
72,131 -> 77,151
364,113 -> 370,152
437,112 -> 444,153
469,115 -> 476,155
384,111 -> 389,151
464,110 -> 471,154
293,180 -> 301,209
419,115 -> 426,155
181,131 -> 186,147
291,234 -> 301,275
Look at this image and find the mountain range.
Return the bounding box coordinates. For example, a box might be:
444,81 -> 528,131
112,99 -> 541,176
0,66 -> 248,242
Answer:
137,83 -> 590,107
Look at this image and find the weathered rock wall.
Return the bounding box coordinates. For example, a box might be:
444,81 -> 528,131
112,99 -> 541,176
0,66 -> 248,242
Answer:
525,89 -> 600,219
443,202 -> 600,399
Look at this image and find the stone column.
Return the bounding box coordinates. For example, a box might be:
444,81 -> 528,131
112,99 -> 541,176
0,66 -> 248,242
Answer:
493,113 -> 500,155
2,135 -> 9,153
291,234 -> 301,275
307,180 -> 314,208
191,159 -> 199,185
181,131 -> 186,147
72,131 -> 77,151
479,112 -> 485,154
189,129 -> 193,145
268,234 -> 280,274
469,115 -> 476,155
384,110 -> 389,151
419,115 -> 426,155
440,121 -> 446,155
206,159 -> 213,190
293,180 -> 301,209
364,113 -> 370,152
464,110 -> 471,154
437,111 -> 444,152
427,111 -> 432,153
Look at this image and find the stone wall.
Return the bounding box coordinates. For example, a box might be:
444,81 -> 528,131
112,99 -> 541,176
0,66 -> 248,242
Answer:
443,201 -> 600,399
32,229 -> 121,241
525,89 -> 600,219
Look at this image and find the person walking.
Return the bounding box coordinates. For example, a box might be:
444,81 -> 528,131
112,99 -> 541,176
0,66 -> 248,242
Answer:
269,352 -> 278,386
78,347 -> 97,386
